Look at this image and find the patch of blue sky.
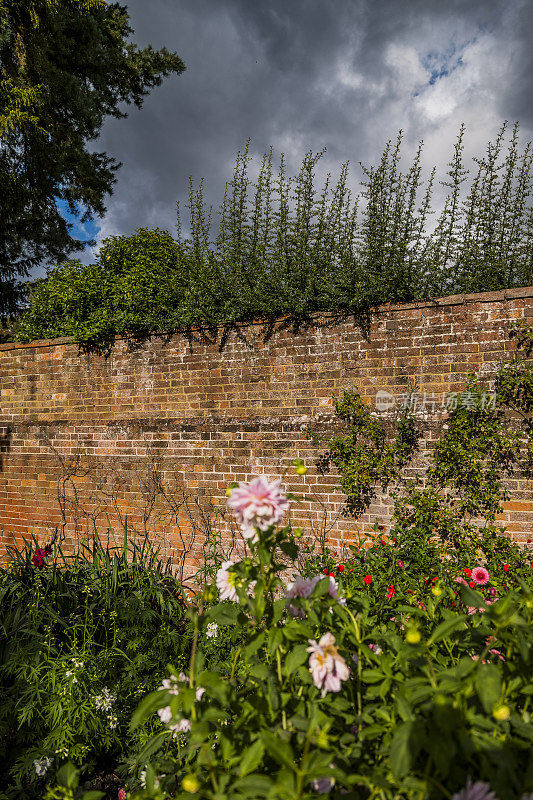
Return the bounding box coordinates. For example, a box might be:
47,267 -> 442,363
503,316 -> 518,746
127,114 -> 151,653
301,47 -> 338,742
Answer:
420,38 -> 474,87
55,198 -> 100,246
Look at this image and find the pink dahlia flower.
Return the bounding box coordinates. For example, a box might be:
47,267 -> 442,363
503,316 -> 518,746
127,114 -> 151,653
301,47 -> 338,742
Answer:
307,633 -> 349,696
118,790 -> 127,800
285,575 -> 317,617
472,566 -> 490,586
227,476 -> 289,541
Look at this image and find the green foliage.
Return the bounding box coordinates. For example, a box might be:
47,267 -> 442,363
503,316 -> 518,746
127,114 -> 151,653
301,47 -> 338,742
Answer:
0,0 -> 185,318
312,391 -> 421,517
105,499 -> 533,800
0,530 -> 192,799
12,123 -> 533,353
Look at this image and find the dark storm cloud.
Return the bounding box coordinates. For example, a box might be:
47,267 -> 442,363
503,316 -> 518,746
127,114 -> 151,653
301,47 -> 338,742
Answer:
70,0 -> 533,262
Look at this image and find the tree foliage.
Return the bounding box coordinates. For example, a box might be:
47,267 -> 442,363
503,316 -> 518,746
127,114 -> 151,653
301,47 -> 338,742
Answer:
12,123 -> 533,353
0,0 -> 185,318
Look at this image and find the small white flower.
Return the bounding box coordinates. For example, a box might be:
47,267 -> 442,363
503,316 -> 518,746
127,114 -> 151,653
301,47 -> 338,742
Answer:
206,622 -> 218,639
108,714 -> 118,729
34,756 -> 53,777
94,687 -> 117,711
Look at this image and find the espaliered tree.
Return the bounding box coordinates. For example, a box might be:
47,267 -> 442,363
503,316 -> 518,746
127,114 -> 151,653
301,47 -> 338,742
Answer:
0,0 -> 185,320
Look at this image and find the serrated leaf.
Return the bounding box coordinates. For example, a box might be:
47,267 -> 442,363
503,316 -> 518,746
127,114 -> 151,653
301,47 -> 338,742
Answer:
239,739 -> 265,777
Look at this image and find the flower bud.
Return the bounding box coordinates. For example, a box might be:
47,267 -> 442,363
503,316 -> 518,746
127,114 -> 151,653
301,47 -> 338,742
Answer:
492,704 -> 510,722
431,586 -> 442,597
405,628 -> 421,645
293,527 -> 303,539
182,775 -> 200,793
296,465 -> 307,475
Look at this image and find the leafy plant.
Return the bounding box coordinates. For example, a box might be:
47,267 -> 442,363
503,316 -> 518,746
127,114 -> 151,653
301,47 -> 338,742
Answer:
12,122 -> 533,354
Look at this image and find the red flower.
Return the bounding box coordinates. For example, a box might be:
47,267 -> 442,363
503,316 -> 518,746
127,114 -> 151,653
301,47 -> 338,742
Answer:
392,537 -> 397,543
380,539 -> 386,545
337,564 -> 345,573
431,576 -> 438,582
387,584 -> 395,598
323,568 -> 329,575
363,575 -> 373,585
469,581 -> 476,588
328,572 -> 335,577
502,564 -> 509,572
464,568 -> 472,577
397,559 -> 404,569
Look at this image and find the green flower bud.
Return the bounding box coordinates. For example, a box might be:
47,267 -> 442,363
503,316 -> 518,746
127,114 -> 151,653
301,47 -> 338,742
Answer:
493,704 -> 510,722
182,775 -> 200,793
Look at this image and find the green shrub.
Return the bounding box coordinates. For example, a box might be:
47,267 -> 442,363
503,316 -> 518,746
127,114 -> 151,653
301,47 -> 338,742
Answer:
0,532 -> 192,799
12,122 -> 533,355
95,477 -> 533,800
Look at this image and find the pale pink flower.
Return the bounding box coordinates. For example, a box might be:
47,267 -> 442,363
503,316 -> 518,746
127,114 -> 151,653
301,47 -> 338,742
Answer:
472,566 -> 490,586
451,778 -> 497,800
454,576 -> 468,586
285,575 -> 318,617
157,705 -> 173,724
307,633 -> 349,696
170,718 -> 192,733
216,560 -> 239,602
286,574 -> 317,600
228,476 -> 289,540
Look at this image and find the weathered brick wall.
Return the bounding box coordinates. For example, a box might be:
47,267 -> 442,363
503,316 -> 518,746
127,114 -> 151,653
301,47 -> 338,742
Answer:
1,287 -> 532,577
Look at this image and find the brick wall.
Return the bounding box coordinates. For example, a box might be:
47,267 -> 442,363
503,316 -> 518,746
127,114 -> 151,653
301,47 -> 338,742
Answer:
1,287 -> 532,577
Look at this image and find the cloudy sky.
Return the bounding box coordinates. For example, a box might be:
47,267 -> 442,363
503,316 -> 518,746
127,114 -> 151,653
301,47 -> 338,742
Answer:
54,0 -> 533,273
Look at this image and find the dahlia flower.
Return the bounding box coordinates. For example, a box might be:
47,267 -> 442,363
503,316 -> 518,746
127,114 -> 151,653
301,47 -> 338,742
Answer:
227,476 -> 289,541
472,566 -> 490,586
307,633 -> 349,696
216,560 -> 239,602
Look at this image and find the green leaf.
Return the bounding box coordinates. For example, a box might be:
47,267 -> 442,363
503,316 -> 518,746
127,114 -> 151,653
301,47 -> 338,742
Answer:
244,632 -> 266,661
390,720 -> 423,778
233,775 -> 273,796
209,603 -> 241,626
130,690 -> 167,731
361,669 -> 385,684
82,792 -> 105,800
56,763 -> 79,790
260,730 -> 295,771
312,576 -> 331,597
239,739 -> 265,777
280,541 -> 298,561
475,665 -> 502,713
249,662 -> 269,680
284,644 -> 308,676
428,614 -> 467,645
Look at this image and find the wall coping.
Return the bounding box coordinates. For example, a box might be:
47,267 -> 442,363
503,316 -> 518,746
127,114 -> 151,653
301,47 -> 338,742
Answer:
1,285 -> 532,354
